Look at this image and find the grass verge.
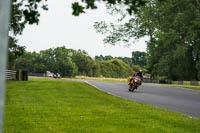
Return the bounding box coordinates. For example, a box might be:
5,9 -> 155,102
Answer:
160,84 -> 200,90
4,78 -> 200,133
73,76 -> 128,83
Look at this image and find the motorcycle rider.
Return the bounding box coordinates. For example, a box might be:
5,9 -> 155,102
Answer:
136,70 -> 143,81
129,70 -> 143,85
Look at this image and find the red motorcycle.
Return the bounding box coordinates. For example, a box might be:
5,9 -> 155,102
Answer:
129,77 -> 142,92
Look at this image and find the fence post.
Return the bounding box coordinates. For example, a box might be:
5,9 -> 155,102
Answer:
0,0 -> 11,132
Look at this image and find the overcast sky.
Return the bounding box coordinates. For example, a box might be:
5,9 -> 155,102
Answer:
17,0 -> 147,58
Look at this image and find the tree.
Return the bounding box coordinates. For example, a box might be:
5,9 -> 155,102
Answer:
55,56 -> 78,77
99,59 -> 133,78
16,52 -> 45,73
10,0 -> 48,35
132,51 -> 147,67
95,55 -> 133,66
71,50 -> 94,76
16,47 -> 78,77
117,57 -> 132,65
10,0 -> 147,70
10,0 -> 146,34
16,46 -> 138,78
72,0 -> 146,16
9,0 -> 48,69
95,55 -> 113,61
94,0 -> 200,80
8,37 -> 25,69
95,55 -> 105,61
146,0 -> 199,80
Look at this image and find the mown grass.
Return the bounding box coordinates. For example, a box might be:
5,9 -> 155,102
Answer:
160,84 -> 200,90
4,78 -> 200,133
73,76 -> 128,83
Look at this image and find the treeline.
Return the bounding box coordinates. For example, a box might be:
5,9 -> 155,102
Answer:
144,0 -> 200,81
9,0 -> 200,81
14,46 -> 147,78
95,0 -> 200,81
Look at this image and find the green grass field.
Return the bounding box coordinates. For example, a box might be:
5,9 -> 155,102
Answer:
160,84 -> 200,90
73,76 -> 128,83
4,78 -> 200,133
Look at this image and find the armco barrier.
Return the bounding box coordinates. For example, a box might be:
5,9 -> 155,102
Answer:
5,70 -> 16,80
5,69 -> 28,81
178,81 -> 183,85
143,78 -> 152,83
28,73 -> 45,77
143,78 -> 160,83
152,80 -> 160,83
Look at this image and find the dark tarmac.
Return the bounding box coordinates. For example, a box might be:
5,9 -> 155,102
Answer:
87,81 -> 200,118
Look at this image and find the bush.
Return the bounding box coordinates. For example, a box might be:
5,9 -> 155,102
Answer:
98,59 -> 134,78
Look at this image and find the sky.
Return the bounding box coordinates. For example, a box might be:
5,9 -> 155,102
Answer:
17,0 -> 148,58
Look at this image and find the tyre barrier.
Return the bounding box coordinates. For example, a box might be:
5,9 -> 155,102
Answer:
16,70 -> 28,81
143,78 -> 200,86
169,81 -> 200,86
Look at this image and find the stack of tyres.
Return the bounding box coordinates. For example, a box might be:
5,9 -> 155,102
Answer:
16,70 -> 28,81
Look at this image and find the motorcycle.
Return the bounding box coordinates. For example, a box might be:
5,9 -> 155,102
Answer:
129,77 -> 142,92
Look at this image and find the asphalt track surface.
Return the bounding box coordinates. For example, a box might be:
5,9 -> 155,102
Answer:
86,81 -> 200,118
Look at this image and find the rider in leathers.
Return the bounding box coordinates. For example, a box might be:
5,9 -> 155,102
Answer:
129,70 -> 143,85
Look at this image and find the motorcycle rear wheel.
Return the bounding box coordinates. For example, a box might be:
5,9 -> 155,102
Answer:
128,86 -> 135,92
132,85 -> 137,92
128,85 -> 132,92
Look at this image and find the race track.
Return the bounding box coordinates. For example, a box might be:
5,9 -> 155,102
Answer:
87,81 -> 200,118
